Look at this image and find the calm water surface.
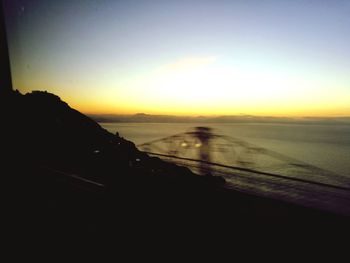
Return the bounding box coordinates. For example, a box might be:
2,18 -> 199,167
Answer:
100,122 -> 350,214
100,122 -> 350,178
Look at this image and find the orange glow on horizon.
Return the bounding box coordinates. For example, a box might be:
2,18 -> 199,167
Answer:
13,56 -> 350,118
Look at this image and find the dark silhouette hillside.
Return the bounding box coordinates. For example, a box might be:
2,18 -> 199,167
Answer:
1,90 -> 349,250
1,90 -> 230,238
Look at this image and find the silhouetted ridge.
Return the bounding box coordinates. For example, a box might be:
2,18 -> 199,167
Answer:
4,90 -> 220,184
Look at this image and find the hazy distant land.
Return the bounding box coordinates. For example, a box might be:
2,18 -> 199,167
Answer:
88,113 -> 350,125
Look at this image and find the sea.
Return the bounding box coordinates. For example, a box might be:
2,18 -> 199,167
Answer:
100,122 -> 350,214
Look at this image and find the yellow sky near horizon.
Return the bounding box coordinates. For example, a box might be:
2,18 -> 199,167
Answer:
16,55 -> 348,117
15,56 -> 350,117
13,60 -> 350,117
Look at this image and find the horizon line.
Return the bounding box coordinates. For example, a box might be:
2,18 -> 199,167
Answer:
84,112 -> 350,119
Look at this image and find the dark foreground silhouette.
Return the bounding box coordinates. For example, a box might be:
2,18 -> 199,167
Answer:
1,90 -> 349,252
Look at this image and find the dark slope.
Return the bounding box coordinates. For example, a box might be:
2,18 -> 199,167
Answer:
1,90 -> 349,249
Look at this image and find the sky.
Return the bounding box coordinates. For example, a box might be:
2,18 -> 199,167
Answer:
3,0 -> 350,116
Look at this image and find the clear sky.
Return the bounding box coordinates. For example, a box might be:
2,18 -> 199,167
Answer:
3,0 -> 350,116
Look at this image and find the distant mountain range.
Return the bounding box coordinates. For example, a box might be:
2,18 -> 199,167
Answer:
88,113 -> 350,125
